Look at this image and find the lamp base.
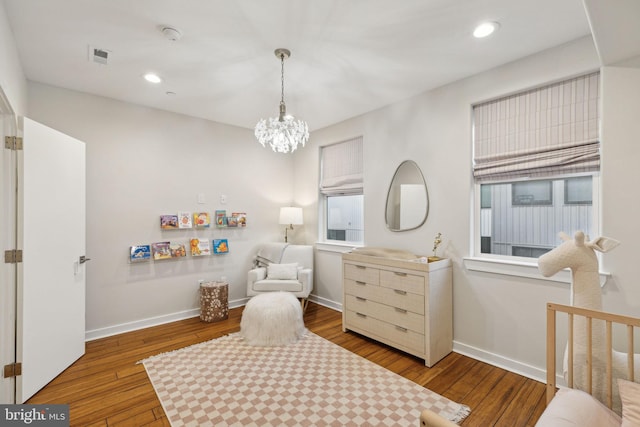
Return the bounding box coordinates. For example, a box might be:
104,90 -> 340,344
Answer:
283,224 -> 293,243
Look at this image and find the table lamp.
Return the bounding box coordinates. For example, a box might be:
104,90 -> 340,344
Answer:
279,207 -> 303,242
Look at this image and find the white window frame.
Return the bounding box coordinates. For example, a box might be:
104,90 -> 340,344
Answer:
465,72 -> 610,283
466,172 -> 608,285
317,137 -> 364,249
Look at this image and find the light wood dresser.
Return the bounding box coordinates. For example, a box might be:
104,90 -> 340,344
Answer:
342,252 -> 452,367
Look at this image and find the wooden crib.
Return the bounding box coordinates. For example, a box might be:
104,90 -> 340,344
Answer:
420,302 -> 640,426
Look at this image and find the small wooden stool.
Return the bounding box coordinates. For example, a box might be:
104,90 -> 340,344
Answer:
199,281 -> 229,322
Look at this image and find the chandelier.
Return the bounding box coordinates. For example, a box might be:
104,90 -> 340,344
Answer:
255,48 -> 309,153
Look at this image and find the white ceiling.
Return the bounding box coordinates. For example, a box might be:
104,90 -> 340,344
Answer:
1,0 -> 625,132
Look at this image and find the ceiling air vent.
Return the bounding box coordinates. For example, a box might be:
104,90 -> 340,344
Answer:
88,45 -> 110,65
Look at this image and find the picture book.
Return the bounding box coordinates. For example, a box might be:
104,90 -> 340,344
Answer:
193,212 -> 210,228
130,245 -> 151,262
152,241 -> 171,260
189,238 -> 211,256
227,216 -> 238,227
160,215 -> 179,229
232,212 -> 247,227
213,239 -> 229,254
169,243 -> 187,258
215,210 -> 227,227
178,212 -> 193,229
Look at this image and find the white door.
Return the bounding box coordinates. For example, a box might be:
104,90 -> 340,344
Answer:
16,117 -> 86,402
0,91 -> 18,404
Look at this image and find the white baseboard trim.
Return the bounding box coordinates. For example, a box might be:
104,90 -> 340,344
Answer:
85,296 -> 562,386
85,298 -> 248,341
453,340 -> 547,384
309,294 -> 342,312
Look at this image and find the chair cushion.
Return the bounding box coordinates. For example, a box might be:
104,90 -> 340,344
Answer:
535,387 -> 621,427
619,379 -> 640,427
252,279 -> 303,293
266,263 -> 299,280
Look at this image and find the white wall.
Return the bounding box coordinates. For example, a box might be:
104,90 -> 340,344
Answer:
296,36 -> 623,380
27,83 -> 298,337
0,0 -> 26,115
600,63 -> 640,316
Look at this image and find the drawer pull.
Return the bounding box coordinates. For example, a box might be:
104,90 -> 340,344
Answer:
395,307 -> 407,314
356,296 -> 367,302
394,289 -> 407,295
394,272 -> 407,276
355,281 -> 366,286
395,325 -> 408,332
356,265 -> 366,269
356,312 -> 367,318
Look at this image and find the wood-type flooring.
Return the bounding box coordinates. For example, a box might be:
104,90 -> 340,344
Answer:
27,302 -> 545,426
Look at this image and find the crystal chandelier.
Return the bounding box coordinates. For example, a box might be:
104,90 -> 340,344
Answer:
255,48 -> 309,153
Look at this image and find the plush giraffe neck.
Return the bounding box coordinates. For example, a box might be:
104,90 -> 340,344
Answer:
569,266 -> 602,310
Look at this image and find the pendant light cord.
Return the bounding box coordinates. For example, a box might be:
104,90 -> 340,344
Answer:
280,52 -> 285,105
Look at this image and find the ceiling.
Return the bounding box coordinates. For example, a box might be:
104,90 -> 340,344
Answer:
2,1 -> 634,132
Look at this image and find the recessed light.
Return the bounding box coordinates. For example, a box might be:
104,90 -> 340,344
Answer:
144,73 -> 162,84
473,22 -> 499,38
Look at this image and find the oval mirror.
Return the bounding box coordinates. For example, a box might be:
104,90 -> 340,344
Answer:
385,160 -> 429,231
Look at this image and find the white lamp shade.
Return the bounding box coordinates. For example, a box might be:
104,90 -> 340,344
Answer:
279,207 -> 303,225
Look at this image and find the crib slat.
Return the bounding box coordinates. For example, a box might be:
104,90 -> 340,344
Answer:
546,304 -> 557,405
568,313 -> 574,388
629,325 -> 635,382
606,320 -> 613,409
586,317 -> 592,394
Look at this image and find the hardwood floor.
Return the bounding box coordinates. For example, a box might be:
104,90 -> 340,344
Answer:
27,302 -> 546,426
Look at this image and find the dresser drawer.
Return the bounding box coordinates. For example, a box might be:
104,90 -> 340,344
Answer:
344,295 -> 424,334
380,269 -> 425,295
345,310 -> 425,355
344,263 -> 380,285
344,278 -> 376,299
345,279 -> 424,315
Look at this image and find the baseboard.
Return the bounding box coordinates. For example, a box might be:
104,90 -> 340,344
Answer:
85,298 -> 248,341
453,341 -> 548,384
85,296 -> 561,385
308,294 -> 342,312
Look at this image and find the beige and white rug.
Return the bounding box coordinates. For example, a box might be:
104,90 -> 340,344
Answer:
142,331 -> 470,426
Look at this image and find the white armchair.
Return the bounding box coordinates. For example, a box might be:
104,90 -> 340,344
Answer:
247,244 -> 313,311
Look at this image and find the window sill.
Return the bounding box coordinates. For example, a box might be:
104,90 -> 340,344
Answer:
463,257 -> 611,287
315,241 -> 362,253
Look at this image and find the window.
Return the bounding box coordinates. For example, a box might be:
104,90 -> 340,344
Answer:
320,137 -> 364,244
512,181 -> 552,206
473,72 -> 600,259
564,176 -> 592,205
480,176 -> 594,257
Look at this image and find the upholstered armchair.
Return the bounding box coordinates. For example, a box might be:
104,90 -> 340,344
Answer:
247,244 -> 313,310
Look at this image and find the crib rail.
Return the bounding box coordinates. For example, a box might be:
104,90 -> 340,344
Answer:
546,302 -> 640,408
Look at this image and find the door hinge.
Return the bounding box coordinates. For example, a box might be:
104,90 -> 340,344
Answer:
5,136 -> 23,150
4,249 -> 23,263
3,362 -> 22,378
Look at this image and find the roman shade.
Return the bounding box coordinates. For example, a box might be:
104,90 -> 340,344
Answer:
473,72 -> 600,182
320,136 -> 363,195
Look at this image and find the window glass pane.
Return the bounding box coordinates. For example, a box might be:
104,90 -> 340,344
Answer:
512,181 -> 552,206
480,176 -> 593,258
327,195 -> 363,243
565,176 -> 592,205
480,185 -> 492,208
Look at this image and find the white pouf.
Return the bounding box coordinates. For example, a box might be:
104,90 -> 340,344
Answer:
240,292 -> 306,346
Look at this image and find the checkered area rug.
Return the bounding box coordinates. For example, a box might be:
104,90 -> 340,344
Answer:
142,331 -> 470,426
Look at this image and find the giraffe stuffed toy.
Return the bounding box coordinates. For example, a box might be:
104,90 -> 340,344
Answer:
538,231 -> 639,414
